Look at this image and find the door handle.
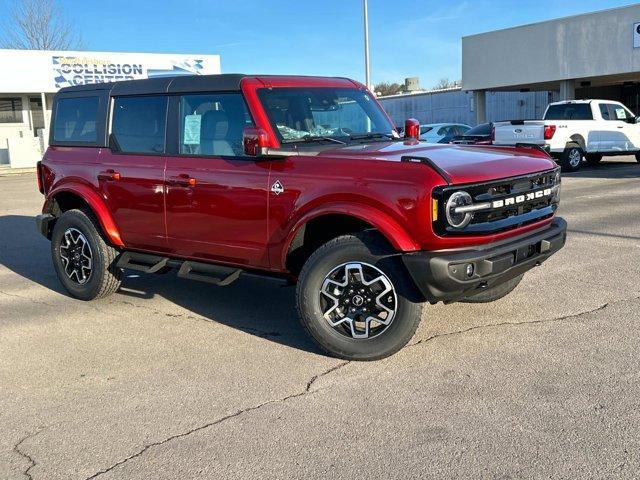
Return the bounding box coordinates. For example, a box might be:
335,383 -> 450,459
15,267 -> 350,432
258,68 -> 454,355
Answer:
617,126 -> 625,129
98,169 -> 121,181
168,174 -> 197,187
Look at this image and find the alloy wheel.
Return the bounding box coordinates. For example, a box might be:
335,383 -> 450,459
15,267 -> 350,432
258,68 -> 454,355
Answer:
59,228 -> 93,285
320,262 -> 397,339
569,148 -> 582,168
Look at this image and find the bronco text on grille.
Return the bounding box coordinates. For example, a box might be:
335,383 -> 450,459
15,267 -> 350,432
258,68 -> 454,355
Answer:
433,168 -> 561,235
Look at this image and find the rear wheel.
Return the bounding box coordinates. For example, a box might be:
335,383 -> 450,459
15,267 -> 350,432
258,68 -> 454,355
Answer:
296,233 -> 423,361
461,274 -> 523,303
560,143 -> 583,172
585,153 -> 603,165
51,209 -> 122,300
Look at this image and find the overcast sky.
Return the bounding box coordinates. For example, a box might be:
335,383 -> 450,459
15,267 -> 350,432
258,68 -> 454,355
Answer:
1,0 -> 636,88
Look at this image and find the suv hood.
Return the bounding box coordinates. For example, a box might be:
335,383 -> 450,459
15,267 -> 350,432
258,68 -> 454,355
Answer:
316,141 -> 557,185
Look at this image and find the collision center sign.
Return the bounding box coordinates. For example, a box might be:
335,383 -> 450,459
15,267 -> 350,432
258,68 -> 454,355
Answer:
0,49 -> 221,93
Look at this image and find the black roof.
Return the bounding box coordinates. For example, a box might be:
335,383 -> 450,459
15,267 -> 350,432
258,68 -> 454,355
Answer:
57,73 -> 247,96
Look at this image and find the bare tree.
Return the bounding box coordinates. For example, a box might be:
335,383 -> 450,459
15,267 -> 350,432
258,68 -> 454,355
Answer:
433,78 -> 461,90
1,0 -> 83,50
374,82 -> 406,97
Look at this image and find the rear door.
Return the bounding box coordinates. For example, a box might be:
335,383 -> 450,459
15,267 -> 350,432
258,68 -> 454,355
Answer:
97,95 -> 168,252
164,92 -> 271,268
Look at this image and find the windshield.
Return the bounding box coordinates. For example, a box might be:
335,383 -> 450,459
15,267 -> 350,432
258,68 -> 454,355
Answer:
258,87 -> 396,143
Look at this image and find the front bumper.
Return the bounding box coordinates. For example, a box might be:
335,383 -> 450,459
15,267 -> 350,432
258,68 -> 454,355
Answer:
402,217 -> 567,304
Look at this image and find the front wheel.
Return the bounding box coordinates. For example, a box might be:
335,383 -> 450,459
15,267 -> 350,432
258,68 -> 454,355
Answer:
560,143 -> 583,172
296,233 -> 423,361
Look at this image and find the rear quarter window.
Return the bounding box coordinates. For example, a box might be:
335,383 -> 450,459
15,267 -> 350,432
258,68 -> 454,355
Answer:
53,97 -> 99,143
544,104 -> 593,120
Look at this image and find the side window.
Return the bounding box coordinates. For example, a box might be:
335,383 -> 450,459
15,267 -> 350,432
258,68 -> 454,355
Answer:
599,104 -> 611,120
111,96 -> 167,154
179,93 -> 253,156
545,104 -> 593,120
611,104 -> 630,121
53,97 -> 99,143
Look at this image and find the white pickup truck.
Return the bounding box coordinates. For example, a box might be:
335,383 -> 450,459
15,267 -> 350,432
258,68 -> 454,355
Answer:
493,99 -> 640,171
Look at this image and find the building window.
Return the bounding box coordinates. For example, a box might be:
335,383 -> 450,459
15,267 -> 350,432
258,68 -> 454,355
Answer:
111,96 -> 167,154
0,97 -> 23,123
53,97 -> 99,143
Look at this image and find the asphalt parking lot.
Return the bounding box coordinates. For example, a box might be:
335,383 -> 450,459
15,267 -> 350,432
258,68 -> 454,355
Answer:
1,158 -> 639,479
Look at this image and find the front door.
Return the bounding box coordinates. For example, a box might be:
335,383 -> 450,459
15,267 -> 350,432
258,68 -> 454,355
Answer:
611,103 -> 640,151
164,92 -> 270,268
98,95 -> 168,252
598,103 -> 636,152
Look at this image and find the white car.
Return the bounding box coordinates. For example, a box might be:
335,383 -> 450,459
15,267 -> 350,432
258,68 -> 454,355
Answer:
493,99 -> 640,171
419,123 -> 471,143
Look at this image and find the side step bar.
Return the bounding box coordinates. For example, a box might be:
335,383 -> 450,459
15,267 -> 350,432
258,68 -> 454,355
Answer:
116,251 -> 243,286
177,261 -> 241,286
116,252 -> 169,273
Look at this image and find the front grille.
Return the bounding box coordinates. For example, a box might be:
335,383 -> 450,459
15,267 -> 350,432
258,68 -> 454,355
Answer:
434,168 -> 561,235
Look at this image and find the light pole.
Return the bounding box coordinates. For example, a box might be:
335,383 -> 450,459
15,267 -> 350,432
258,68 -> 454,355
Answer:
363,0 -> 371,90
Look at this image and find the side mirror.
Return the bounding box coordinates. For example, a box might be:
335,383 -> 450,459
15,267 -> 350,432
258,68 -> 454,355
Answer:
635,116 -> 640,124
404,118 -> 420,140
243,127 -> 270,156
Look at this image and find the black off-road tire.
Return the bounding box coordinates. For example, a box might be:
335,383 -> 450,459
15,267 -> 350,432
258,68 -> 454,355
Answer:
560,143 -> 583,172
51,209 -> 123,300
461,274 -> 523,303
296,232 -> 423,361
585,153 -> 603,165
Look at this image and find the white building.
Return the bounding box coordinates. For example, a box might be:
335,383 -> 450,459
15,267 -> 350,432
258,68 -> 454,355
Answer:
0,49 -> 221,168
463,4 -> 640,123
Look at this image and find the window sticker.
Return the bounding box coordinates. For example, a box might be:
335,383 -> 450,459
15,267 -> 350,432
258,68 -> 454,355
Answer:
183,114 -> 202,145
615,108 -> 626,120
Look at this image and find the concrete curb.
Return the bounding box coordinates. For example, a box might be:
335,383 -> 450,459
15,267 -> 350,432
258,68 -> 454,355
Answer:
0,167 -> 37,176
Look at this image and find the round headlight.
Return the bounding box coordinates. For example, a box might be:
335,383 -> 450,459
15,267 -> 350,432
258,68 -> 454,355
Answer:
445,191 -> 474,228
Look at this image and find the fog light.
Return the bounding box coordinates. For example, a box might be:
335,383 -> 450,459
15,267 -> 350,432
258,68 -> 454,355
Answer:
465,263 -> 475,277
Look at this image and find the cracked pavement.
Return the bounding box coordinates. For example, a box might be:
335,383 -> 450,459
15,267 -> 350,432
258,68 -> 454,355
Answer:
1,159 -> 640,479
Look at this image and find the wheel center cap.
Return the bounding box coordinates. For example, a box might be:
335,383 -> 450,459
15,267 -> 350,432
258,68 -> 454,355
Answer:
352,295 -> 364,307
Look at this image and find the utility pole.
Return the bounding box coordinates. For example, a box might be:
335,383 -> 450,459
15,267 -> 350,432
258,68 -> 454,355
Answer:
363,0 -> 371,90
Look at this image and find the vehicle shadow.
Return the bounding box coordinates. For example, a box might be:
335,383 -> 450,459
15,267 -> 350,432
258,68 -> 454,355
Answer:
563,160 -> 640,179
0,214 -> 66,293
0,214 -> 321,355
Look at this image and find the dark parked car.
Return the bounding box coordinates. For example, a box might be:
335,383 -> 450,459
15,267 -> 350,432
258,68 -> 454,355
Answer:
451,122 -> 494,145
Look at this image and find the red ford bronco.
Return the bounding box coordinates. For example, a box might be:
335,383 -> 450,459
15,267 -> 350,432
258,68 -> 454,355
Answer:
36,74 -> 566,360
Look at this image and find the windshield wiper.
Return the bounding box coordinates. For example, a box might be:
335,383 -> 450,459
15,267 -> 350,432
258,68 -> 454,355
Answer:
282,135 -> 347,145
348,132 -> 399,141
